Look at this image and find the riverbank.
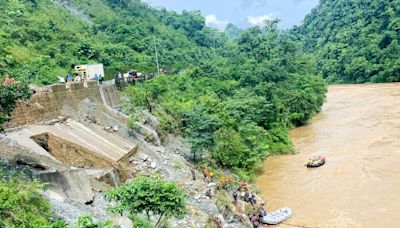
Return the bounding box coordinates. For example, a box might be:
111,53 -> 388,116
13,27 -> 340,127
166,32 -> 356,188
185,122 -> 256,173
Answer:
0,82 -> 254,227
255,83 -> 400,227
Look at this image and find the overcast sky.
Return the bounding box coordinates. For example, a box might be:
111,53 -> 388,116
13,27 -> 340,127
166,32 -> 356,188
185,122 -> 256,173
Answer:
146,0 -> 320,30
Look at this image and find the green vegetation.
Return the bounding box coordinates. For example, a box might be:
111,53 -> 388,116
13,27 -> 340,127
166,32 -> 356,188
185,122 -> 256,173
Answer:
0,0 -> 222,84
293,0 -> 400,83
0,161 -> 57,227
0,160 -> 182,227
0,81 -> 31,130
105,175 -> 186,227
125,20 -> 326,175
130,215 -> 153,228
73,215 -> 112,228
0,179 -> 52,227
0,162 -> 112,228
224,23 -> 242,40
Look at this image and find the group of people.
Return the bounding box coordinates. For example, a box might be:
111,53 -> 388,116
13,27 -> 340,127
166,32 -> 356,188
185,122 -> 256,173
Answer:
200,167 -> 268,227
114,71 -> 140,88
234,183 -> 269,228
93,74 -> 104,84
248,206 -> 268,228
58,72 -> 104,87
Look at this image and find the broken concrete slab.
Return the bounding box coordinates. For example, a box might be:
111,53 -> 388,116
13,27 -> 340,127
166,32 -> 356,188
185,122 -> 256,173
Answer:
37,169 -> 94,204
85,168 -> 120,187
0,139 -> 65,170
89,178 -> 113,192
5,119 -> 137,164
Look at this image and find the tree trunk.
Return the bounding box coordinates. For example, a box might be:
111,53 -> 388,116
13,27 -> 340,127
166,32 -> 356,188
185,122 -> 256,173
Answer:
145,92 -> 152,113
146,211 -> 150,221
155,213 -> 164,227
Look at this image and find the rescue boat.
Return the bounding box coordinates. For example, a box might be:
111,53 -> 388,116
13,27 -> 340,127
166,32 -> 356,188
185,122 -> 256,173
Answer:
306,156 -> 326,168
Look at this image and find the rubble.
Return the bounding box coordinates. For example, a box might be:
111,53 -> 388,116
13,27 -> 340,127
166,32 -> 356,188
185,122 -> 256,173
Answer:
40,116 -> 68,125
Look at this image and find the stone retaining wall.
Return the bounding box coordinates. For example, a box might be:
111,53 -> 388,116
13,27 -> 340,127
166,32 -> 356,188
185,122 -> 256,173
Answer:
8,81 -> 102,127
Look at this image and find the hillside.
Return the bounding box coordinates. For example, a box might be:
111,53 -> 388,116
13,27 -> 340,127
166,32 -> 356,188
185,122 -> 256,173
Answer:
125,20 -> 326,174
0,0 -> 327,175
0,0 -> 223,84
293,0 -> 400,83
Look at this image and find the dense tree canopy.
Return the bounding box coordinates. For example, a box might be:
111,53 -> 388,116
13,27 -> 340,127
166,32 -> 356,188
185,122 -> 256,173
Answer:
125,20 -> 327,174
293,0 -> 400,83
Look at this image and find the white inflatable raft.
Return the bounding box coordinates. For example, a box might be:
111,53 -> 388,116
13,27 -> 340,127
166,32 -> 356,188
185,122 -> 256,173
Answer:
262,207 -> 292,225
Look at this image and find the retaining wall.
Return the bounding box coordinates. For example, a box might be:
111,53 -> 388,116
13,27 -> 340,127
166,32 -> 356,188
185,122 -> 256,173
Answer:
8,81 -> 104,127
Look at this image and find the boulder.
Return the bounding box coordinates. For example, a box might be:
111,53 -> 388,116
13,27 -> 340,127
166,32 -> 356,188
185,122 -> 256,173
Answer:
142,110 -> 160,130
85,168 -> 121,191
133,122 -> 161,146
37,169 -> 94,204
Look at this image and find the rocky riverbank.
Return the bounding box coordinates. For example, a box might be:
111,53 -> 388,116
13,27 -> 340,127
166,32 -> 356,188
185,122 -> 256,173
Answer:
0,91 -> 268,227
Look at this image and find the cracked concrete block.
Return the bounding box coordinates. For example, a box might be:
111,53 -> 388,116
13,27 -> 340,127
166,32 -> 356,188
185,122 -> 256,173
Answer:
37,169 -> 94,204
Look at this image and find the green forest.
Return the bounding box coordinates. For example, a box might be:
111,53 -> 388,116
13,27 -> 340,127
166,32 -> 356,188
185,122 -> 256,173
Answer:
1,0 -> 399,174
293,0 -> 400,83
0,0 -> 223,84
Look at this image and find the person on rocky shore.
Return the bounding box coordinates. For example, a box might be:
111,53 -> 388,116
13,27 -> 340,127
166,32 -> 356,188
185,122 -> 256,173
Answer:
258,204 -> 267,216
251,214 -> 260,227
191,168 -> 196,180
232,190 -> 238,203
203,167 -> 214,183
205,188 -> 212,199
250,192 -> 257,205
58,76 -> 65,84
258,210 -> 265,223
244,190 -> 250,202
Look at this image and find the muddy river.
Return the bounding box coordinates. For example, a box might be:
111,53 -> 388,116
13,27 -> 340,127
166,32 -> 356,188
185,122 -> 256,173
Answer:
256,83 -> 400,227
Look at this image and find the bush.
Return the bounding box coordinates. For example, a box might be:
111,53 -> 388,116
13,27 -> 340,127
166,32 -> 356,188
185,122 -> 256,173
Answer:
0,82 -> 31,130
212,127 -> 248,169
105,175 -> 186,228
51,220 -> 68,228
73,215 -> 112,228
130,215 -> 153,228
0,170 -> 52,227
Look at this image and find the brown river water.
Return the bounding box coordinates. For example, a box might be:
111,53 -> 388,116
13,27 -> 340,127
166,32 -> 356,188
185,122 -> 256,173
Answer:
255,83 -> 400,228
